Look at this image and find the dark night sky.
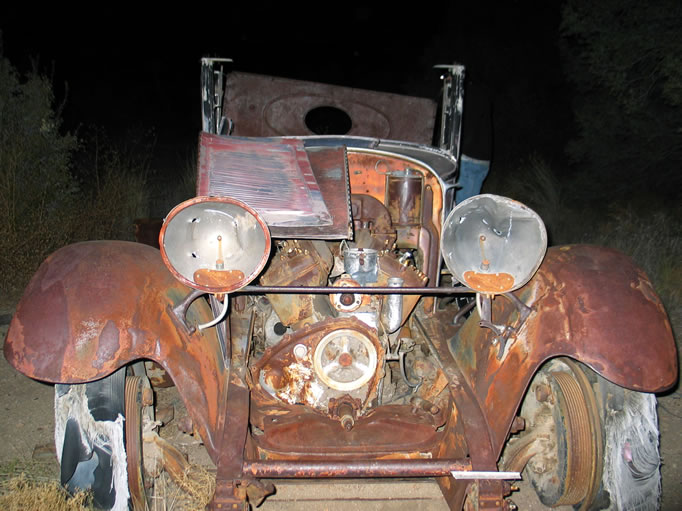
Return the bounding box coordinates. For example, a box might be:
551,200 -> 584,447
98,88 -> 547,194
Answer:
1,4 -> 570,168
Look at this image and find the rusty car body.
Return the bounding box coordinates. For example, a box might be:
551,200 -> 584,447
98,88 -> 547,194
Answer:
3,60 -> 678,510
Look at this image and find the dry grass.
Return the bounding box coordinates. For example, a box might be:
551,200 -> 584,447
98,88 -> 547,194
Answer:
0,463 -> 216,511
149,465 -> 215,511
0,474 -> 92,511
174,464 -> 215,508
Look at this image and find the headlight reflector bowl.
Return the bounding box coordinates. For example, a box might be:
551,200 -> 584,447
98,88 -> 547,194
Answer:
441,194 -> 547,294
160,196 -> 271,293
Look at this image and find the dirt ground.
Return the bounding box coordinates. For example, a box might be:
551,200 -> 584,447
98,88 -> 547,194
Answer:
1,313 -> 681,510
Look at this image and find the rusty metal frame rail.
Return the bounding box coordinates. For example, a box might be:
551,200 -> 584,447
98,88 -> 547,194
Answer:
239,285 -> 474,295
242,458 -> 472,478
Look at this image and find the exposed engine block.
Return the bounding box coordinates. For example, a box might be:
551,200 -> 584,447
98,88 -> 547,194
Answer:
251,193 -> 434,425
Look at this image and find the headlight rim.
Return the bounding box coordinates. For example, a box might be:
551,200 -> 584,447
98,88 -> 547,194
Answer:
159,195 -> 271,294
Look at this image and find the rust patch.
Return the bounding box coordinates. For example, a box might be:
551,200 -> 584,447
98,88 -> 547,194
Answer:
253,406 -> 443,454
339,353 -> 353,367
4,241 -> 227,463
193,268 -> 245,289
463,271 -> 515,293
5,273 -> 69,378
576,296 -> 588,314
253,317 -> 384,415
93,320 -> 121,369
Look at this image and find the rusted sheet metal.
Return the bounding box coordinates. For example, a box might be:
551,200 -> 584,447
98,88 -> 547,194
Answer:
270,145 -> 353,239
242,458 -> 471,478
252,404 -> 445,455
3,241 -> 227,461
414,315 -> 505,509
347,151 -> 445,257
452,244 -> 678,457
213,368 -> 251,507
197,133 -> 352,239
197,133 -> 331,226
351,193 -> 397,250
224,71 -> 437,144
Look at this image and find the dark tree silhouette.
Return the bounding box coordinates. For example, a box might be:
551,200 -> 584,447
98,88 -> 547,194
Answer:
561,0 -> 682,199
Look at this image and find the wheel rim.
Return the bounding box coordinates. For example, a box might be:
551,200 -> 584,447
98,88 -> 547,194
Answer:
504,358 -> 604,508
551,359 -> 603,508
125,375 -> 153,511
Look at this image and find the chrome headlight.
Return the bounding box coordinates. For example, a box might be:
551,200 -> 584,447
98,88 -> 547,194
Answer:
160,196 -> 271,293
441,194 -> 547,294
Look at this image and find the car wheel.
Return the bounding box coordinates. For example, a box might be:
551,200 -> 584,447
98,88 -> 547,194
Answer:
55,366 -> 153,510
503,358 -> 660,510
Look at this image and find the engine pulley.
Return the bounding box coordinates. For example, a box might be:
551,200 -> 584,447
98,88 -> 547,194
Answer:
313,329 -> 378,391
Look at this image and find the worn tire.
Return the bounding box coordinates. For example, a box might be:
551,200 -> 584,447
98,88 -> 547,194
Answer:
55,368 -> 129,510
596,377 -> 660,510
514,359 -> 660,510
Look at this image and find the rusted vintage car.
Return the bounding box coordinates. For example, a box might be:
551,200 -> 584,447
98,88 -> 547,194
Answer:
3,60 -> 678,510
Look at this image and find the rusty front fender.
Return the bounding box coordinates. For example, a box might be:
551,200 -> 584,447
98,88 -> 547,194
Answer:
3,241 -> 227,460
451,244 -> 678,456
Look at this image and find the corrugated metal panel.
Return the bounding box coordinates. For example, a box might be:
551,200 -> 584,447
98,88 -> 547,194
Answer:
197,133 -> 351,239
270,143 -> 352,239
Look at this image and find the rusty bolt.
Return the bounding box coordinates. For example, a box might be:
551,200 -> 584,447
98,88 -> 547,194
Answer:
142,387 -> 154,406
339,353 -> 353,367
340,293 -> 355,306
535,383 -> 552,403
341,416 -> 354,431
337,402 -> 355,431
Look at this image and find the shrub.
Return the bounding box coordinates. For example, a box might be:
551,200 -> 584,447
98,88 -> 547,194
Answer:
560,0 -> 682,198
0,57 -> 78,300
483,153 -> 564,244
0,57 -> 153,303
71,127 -> 152,242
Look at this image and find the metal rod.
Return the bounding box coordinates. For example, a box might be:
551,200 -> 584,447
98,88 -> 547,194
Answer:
242,458 -> 472,478
238,285 -> 474,295
451,471 -> 521,480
